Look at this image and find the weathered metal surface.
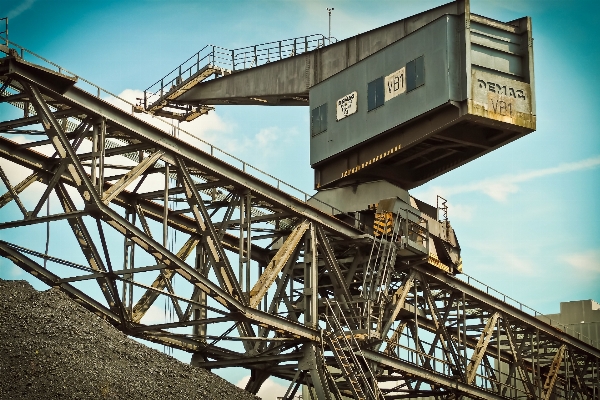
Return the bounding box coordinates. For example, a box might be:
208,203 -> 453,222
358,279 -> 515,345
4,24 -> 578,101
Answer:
469,69 -> 534,129
0,6 -> 598,399
249,220 -> 308,308
169,1 -> 469,106
308,2 -> 536,190
142,0 -> 535,191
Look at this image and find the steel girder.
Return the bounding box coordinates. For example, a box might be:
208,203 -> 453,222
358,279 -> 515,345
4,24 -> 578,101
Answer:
0,55 -> 599,400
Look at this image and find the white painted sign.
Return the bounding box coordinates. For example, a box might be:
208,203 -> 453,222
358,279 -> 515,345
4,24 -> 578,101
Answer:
336,91 -> 358,121
384,67 -> 406,102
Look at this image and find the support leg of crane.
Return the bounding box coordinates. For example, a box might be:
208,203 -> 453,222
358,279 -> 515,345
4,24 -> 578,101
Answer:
422,274 -> 466,381
304,223 -> 318,329
380,269 -> 416,344
249,220 -> 308,308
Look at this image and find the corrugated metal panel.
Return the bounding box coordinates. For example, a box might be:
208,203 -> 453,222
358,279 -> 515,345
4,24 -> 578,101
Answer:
469,19 -> 528,80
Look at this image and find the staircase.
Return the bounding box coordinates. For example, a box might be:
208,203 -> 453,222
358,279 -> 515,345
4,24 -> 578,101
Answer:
362,211 -> 402,303
139,46 -> 230,121
141,34 -> 331,122
323,300 -> 383,400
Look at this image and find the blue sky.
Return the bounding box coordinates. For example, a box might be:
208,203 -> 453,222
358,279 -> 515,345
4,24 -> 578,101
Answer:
1,0 -> 599,396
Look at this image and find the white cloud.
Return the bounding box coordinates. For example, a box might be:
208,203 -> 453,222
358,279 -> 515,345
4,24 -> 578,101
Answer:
139,304 -> 168,325
562,249 -> 600,274
0,157 -> 47,207
236,375 -> 288,400
469,241 -> 539,276
102,89 -> 235,154
255,127 -> 279,148
418,155 -> 600,203
447,203 -> 474,222
6,0 -> 36,19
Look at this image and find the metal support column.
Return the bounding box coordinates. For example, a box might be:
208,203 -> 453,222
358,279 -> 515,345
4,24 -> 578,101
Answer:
304,223 -> 318,329
163,163 -> 169,248
239,190 -> 252,298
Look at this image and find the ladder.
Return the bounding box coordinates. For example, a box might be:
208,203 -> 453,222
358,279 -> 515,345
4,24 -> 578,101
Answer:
323,300 -> 383,400
362,211 -> 402,303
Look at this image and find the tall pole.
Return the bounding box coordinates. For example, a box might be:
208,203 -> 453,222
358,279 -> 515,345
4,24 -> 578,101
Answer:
327,8 -> 334,44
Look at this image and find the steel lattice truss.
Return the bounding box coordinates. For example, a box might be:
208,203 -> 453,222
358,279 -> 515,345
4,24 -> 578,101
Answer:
0,55 -> 599,400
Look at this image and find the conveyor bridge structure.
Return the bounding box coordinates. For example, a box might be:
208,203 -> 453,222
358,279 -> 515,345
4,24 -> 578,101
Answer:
0,1 -> 598,400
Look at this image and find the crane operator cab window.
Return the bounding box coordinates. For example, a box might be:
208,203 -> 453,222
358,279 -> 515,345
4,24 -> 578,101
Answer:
311,103 -> 328,136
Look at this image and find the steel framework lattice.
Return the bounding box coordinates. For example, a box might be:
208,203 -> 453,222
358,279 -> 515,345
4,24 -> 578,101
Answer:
0,53 -> 599,400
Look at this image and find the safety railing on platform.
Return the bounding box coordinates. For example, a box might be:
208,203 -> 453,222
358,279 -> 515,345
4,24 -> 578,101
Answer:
142,44 -> 232,109
231,34 -> 332,70
142,34 -> 336,111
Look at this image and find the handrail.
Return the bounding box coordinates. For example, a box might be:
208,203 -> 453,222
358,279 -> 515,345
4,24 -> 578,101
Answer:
0,17 -> 7,46
142,33 -> 337,107
3,41 -> 591,352
457,272 -> 598,348
0,39 -> 360,230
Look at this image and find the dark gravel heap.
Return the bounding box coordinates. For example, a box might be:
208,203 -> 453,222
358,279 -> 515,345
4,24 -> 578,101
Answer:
0,279 -> 259,400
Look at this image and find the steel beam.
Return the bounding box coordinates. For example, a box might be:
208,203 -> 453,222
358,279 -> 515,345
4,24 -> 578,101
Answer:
0,242 -> 121,323
101,150 -> 164,204
0,135 -> 271,263
196,353 -> 302,369
249,220 -> 308,308
315,224 -> 356,318
0,164 -> 28,216
0,171 -> 41,208
1,55 -> 599,400
362,349 -> 505,400
380,270 -> 416,341
8,57 -> 358,238
0,209 -> 88,229
414,265 -> 600,359
466,312 -> 500,384
541,345 -> 565,400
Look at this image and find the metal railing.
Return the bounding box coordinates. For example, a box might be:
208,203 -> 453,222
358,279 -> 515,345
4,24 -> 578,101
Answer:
0,39 -> 360,229
2,41 -> 593,352
142,34 -> 336,109
457,273 -> 598,348
387,323 -> 533,399
142,44 -> 232,108
0,17 -> 7,46
231,34 -> 333,70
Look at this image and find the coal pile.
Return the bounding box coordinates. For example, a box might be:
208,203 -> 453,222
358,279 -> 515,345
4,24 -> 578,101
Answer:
0,279 -> 259,400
